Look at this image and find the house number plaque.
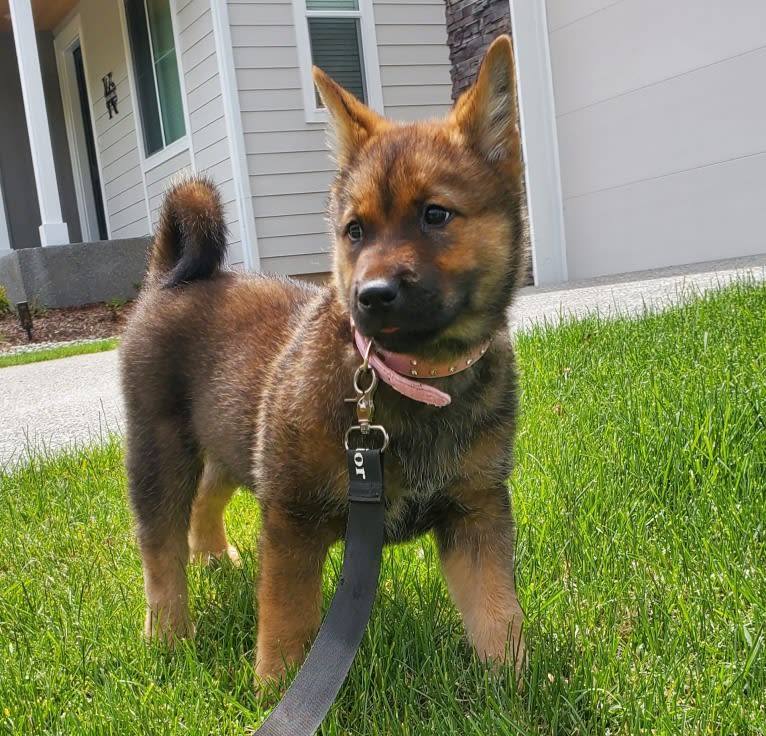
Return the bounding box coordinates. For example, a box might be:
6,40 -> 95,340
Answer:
102,72 -> 119,118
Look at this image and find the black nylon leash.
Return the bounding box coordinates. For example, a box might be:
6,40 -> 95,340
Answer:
254,360 -> 387,736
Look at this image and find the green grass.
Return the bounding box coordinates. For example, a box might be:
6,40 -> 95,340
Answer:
0,338 -> 119,369
1,281 -> 765,734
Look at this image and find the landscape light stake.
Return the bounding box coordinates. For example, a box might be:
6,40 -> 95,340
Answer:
16,301 -> 33,341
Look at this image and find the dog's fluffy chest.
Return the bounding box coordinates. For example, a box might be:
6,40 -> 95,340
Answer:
373,413 -> 476,542
383,487 -> 455,543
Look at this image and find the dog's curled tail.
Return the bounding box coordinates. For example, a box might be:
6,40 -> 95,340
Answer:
149,175 -> 228,288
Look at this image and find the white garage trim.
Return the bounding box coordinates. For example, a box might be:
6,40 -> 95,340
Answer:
507,0 -> 567,285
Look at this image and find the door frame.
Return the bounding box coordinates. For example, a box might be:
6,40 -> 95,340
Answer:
54,14 -> 109,242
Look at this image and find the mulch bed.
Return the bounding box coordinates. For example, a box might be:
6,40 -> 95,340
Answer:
0,302 -> 133,353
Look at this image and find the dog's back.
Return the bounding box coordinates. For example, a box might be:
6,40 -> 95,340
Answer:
121,179 -> 319,490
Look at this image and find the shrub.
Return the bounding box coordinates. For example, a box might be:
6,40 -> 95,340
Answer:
0,286 -> 10,314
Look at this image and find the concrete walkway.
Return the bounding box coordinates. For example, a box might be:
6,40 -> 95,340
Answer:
2,254 -> 764,468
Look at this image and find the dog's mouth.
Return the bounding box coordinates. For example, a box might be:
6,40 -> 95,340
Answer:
350,276 -> 470,354
356,321 -> 451,354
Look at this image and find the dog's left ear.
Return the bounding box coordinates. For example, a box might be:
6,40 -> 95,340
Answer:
449,35 -> 521,173
313,67 -> 389,167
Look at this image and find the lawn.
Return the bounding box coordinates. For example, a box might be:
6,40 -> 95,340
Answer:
0,338 -> 119,369
1,282 -> 764,735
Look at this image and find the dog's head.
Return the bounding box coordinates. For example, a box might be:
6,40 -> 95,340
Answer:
314,36 -> 527,357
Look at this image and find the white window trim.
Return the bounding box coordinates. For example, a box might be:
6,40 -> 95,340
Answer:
118,0 -> 191,169
142,133 -> 191,169
292,0 -> 384,124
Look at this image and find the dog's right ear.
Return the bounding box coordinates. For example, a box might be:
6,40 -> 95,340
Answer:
449,35 -> 522,181
313,67 -> 388,166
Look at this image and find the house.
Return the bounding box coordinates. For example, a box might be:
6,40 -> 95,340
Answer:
509,0 -> 766,283
447,0 -> 766,284
1,0 -> 764,307
0,0 -> 453,305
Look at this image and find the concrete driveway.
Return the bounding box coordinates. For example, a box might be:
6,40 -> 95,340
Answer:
1,255 -> 764,468
0,349 -> 122,468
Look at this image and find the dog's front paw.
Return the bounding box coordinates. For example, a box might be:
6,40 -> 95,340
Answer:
254,651 -> 291,686
189,542 -> 241,567
252,667 -> 289,703
480,628 -> 527,681
143,604 -> 195,644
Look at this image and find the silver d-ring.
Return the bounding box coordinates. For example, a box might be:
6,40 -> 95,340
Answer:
353,364 -> 378,395
344,425 -> 389,452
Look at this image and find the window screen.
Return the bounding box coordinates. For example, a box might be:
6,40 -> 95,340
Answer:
309,17 -> 366,105
125,0 -> 185,155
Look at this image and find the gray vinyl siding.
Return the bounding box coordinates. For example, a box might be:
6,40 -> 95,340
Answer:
175,0 -> 243,265
230,0 -> 331,276
146,149 -> 193,226
546,0 -> 766,279
376,0 -> 452,122
78,0 -> 149,239
231,0 -> 452,276
74,0 -> 244,264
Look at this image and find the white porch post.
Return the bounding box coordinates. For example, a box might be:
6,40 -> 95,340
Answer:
9,0 -> 70,246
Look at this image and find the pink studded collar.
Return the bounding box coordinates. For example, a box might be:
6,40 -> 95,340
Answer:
352,329 -> 491,407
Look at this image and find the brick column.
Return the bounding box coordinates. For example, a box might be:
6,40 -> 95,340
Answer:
445,0 -> 511,100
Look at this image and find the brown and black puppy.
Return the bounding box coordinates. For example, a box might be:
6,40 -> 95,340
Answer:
120,34 -> 528,685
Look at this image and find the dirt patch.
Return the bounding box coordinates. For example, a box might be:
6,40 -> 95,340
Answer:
0,301 -> 133,352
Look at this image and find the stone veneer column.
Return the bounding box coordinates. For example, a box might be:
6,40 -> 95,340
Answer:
444,0 -> 511,100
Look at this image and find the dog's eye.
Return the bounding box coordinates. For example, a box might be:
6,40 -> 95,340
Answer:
346,221 -> 364,243
422,205 -> 453,229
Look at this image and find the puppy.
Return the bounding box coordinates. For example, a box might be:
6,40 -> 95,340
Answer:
120,34 -> 528,684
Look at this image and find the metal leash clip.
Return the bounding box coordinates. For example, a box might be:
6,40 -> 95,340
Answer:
345,342 -> 389,451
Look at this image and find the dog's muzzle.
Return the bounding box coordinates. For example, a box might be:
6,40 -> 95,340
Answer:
356,278 -> 399,315
353,277 -> 403,337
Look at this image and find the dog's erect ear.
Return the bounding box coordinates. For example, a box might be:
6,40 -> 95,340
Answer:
449,35 -> 521,171
313,67 -> 388,166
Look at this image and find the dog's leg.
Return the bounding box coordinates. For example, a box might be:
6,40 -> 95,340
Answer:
254,510 -> 334,684
140,534 -> 195,642
188,457 -> 240,565
435,495 -> 526,675
126,422 -> 201,642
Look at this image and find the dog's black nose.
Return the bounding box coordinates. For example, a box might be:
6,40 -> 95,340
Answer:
357,279 -> 399,313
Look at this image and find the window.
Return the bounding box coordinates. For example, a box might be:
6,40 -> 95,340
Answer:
124,0 -> 185,156
294,0 -> 382,122
307,1 -> 366,104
